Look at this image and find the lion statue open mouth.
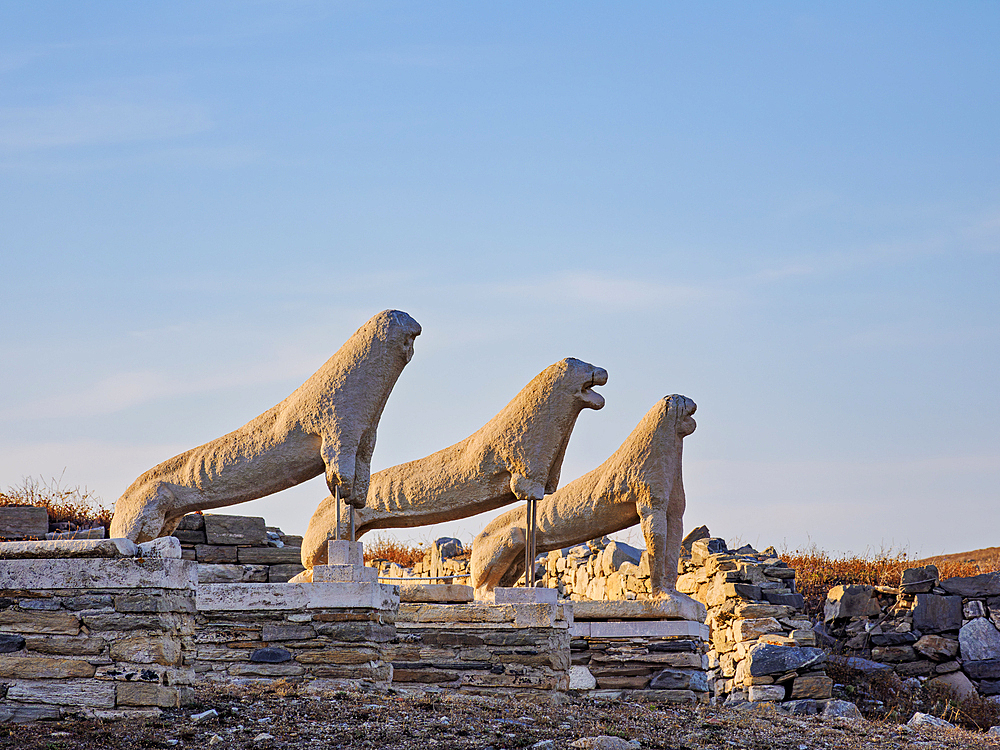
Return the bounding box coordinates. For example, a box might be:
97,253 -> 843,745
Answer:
300,357 -> 608,569
470,394 -> 696,597
110,310 -> 421,543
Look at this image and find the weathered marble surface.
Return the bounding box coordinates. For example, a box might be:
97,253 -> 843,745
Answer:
0,538 -> 138,559
471,395 -> 696,595
302,357 -> 607,568
110,310 -> 421,542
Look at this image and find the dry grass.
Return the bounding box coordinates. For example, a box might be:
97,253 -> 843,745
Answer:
782,544 -> 995,617
0,475 -> 112,531
363,535 -> 426,567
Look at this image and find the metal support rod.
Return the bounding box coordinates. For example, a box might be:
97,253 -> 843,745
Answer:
335,485 -> 341,542
524,497 -> 537,588
349,503 -> 356,543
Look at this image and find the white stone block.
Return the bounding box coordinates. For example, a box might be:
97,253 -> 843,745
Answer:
327,540 -> 364,566
0,558 -> 196,590
571,619 -> 707,640
312,564 -> 378,583
196,581 -> 398,612
485,587 -> 558,604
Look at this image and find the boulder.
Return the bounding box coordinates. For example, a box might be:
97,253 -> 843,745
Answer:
203,515 -> 267,546
927,671 -> 977,701
568,665 -> 597,690
900,565 -> 938,594
906,712 -> 953,729
690,538 -> 727,565
826,655 -> 892,674
821,699 -> 863,720
824,585 -> 874,622
913,635 -> 959,662
912,594 -> 962,633
434,537 -> 463,559
959,617 -> 1000,661
601,541 -> 641,575
680,525 -> 710,552
940,572 -> 1000,598
747,685 -> 785,702
746,643 -> 825,676
963,659 -> 1000,681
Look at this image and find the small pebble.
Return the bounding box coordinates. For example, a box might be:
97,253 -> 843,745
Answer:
191,709 -> 219,723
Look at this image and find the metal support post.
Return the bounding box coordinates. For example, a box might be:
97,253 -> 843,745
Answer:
524,497 -> 537,588
335,485 -> 341,541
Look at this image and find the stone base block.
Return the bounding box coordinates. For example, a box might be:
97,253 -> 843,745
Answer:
483,587 -> 559,605
313,564 -> 378,583
327,540 -> 364,566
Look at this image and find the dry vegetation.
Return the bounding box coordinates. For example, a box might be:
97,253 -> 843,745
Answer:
782,545 -> 998,617
2,683 -> 997,750
0,475 -> 112,531
363,536 -> 427,567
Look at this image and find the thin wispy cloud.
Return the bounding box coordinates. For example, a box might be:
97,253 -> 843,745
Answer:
0,96 -> 211,151
491,272 -> 712,310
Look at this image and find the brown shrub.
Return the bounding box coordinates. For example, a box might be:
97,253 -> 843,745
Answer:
0,475 -> 112,532
782,545 -> 993,617
363,536 -> 425,567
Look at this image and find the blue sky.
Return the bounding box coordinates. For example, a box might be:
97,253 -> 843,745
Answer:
2,2 -> 998,556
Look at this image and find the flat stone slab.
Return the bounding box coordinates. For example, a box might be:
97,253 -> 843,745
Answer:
0,506 -> 48,539
571,619 -> 708,640
399,583 -> 474,603
197,581 -> 399,611
313,564 -> 378,583
203,514 -> 267,546
397,602 -> 572,629
0,557 -> 196,590
572,594 -> 706,623
484,587 -> 558,605
0,538 -> 138,559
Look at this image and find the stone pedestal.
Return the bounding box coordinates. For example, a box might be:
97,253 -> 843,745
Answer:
481,586 -> 559,605
310,539 -> 378,583
569,595 -> 711,703
0,557 -> 198,721
194,582 -> 399,691
389,600 -> 573,699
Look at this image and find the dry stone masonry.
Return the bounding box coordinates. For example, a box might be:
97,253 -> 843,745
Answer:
193,582 -> 397,691
388,598 -> 572,699
0,550 -> 197,721
171,513 -> 305,584
823,565 -> 1000,701
674,531 -> 831,705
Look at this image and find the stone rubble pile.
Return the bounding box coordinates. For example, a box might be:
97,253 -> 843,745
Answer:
374,537 -> 470,585
674,530 -> 832,705
823,564 -> 1000,700
171,514 -> 305,584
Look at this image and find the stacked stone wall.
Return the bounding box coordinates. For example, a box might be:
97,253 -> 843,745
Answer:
0,558 -> 197,721
823,566 -> 1000,701
193,582 -> 397,691
171,514 -> 305,584
674,534 -> 831,705
569,618 -> 710,703
388,601 -> 571,699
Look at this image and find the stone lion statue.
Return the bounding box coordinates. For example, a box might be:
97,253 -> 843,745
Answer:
109,310 -> 421,543
300,357 -> 608,569
470,394 -> 696,597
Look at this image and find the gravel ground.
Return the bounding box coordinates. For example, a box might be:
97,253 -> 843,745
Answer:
1,685 -> 997,750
